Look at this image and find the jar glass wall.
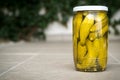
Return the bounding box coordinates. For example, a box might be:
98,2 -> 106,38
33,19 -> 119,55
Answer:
73,6 -> 108,72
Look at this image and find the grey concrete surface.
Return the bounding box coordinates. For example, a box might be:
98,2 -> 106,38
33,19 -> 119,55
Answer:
0,40 -> 120,80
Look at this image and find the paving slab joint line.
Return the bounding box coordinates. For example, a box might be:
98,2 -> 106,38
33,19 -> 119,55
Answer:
0,54 -> 38,77
109,53 -> 120,64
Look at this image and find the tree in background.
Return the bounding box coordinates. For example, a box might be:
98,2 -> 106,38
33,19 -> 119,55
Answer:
0,0 -> 120,41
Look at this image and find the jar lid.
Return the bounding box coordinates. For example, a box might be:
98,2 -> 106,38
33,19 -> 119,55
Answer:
73,6 -> 108,12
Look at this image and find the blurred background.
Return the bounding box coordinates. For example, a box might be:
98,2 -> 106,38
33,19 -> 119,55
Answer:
0,0 -> 120,80
0,0 -> 120,42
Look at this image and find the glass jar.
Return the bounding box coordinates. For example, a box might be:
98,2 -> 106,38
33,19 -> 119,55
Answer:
73,6 -> 108,72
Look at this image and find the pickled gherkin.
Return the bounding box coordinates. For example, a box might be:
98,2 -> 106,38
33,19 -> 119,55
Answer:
73,6 -> 108,72
73,36 -> 78,67
77,42 -> 87,64
79,14 -> 94,45
73,12 -> 83,39
90,17 -> 108,32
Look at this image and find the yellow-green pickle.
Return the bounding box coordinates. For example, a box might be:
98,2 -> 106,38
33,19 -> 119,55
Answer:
73,6 -> 108,72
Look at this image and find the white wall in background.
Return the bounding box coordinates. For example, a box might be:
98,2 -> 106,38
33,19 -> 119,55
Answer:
111,9 -> 120,21
111,9 -> 120,34
44,17 -> 73,41
45,17 -> 73,35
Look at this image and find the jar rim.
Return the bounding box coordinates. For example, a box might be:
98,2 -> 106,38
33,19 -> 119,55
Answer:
73,5 -> 108,12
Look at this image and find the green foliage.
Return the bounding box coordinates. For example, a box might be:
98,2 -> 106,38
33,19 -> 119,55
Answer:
0,0 -> 120,41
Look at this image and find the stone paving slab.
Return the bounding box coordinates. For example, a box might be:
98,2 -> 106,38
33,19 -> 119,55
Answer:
0,41 -> 120,80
